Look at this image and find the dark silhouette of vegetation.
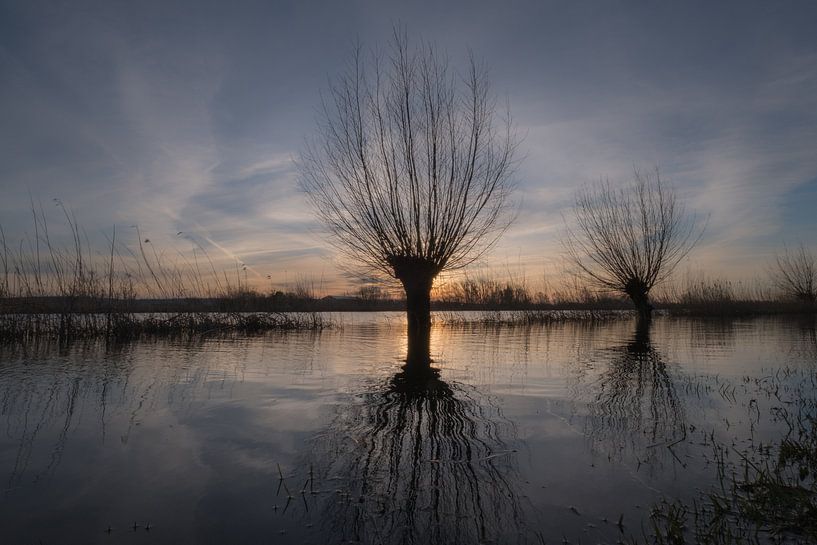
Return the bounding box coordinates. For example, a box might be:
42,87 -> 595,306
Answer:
772,243 -> 816,305
564,169 -> 703,321
434,272 -> 631,310
1,195 -> 813,346
655,274 -> 810,317
0,206 -> 333,343
300,31 -> 516,366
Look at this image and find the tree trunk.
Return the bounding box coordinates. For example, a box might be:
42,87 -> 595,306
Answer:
630,292 -> 653,322
401,275 -> 433,368
625,279 -> 653,322
390,257 -> 438,369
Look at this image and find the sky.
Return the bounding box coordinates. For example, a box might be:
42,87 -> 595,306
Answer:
2,0 -> 816,293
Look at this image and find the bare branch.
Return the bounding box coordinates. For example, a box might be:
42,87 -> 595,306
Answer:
771,243 -> 816,304
299,33 -> 517,284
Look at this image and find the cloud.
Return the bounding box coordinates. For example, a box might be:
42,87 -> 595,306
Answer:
1,0 -> 816,291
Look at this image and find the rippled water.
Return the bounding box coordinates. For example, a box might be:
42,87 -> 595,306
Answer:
0,312 -> 815,544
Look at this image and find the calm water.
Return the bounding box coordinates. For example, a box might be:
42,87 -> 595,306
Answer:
0,312 -> 815,544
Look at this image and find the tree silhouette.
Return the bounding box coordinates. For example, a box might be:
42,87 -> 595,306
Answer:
564,169 -> 702,320
772,243 -> 816,305
300,31 -> 516,365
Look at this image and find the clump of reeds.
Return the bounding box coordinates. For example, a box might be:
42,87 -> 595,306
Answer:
434,272 -> 534,308
434,271 -> 632,311
0,204 -> 333,344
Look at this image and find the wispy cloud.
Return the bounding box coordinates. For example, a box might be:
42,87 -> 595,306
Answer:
2,1 -> 815,290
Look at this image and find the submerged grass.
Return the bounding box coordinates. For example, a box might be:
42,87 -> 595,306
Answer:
639,368 -> 817,545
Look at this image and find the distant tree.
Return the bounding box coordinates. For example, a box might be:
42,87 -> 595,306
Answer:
772,244 -> 816,304
300,32 -> 516,364
356,284 -> 386,302
564,169 -> 703,320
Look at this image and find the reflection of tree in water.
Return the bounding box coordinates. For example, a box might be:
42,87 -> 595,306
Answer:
791,315 -> 817,361
585,320 -> 686,466
307,366 -> 528,545
684,317 -> 736,355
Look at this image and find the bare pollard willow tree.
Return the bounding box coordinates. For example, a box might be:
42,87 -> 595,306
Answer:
564,169 -> 702,320
300,35 -> 516,365
772,244 -> 816,304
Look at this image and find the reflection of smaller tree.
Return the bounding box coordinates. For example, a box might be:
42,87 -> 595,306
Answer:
684,317 -> 736,353
791,315 -> 817,361
585,320 -> 686,467
305,367 -> 528,545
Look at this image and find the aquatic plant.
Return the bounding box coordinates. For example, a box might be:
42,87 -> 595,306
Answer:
639,367 -> 817,544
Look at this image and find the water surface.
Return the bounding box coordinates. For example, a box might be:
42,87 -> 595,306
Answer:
1,312 -> 814,544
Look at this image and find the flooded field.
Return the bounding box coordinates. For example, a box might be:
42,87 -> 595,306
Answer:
0,312 -> 815,544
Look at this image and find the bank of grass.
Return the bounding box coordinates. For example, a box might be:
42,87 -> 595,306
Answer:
0,311 -> 331,344
435,308 -> 631,326
0,206 -> 338,343
656,276 -> 815,317
1,208 -> 814,343
2,287 -> 813,345
434,274 -> 815,318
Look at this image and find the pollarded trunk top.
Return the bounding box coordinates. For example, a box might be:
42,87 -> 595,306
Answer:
624,278 -> 651,299
388,255 -> 441,291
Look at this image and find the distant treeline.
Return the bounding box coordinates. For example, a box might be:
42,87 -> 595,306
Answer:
2,273 -> 812,317
0,293 -> 404,314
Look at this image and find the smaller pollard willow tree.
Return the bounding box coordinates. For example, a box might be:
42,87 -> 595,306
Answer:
772,244 -> 816,305
300,34 -> 516,366
564,169 -> 703,321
